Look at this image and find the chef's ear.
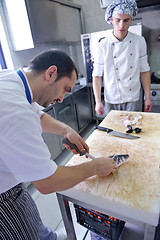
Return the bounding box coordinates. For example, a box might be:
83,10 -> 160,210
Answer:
45,65 -> 58,83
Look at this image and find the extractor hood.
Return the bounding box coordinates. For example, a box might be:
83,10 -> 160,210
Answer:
136,0 -> 160,8
25,0 -> 83,44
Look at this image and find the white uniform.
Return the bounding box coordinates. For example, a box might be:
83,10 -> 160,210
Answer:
0,69 -> 57,194
92,31 -> 150,104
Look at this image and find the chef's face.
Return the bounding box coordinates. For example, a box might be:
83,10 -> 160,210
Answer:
41,70 -> 77,107
111,14 -> 132,41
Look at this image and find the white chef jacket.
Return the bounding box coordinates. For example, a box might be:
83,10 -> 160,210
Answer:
0,69 -> 57,193
92,31 -> 150,104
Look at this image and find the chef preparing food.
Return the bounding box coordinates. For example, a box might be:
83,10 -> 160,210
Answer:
92,0 -> 152,116
0,49 -> 117,240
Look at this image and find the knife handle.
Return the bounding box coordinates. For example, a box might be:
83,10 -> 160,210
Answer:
62,138 -> 86,156
95,126 -> 113,133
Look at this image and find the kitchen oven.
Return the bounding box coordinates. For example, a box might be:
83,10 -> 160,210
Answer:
150,84 -> 160,113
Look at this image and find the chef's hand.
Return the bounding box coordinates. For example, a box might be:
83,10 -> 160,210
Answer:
95,102 -> 104,116
144,98 -> 152,112
63,127 -> 89,155
93,157 -> 116,176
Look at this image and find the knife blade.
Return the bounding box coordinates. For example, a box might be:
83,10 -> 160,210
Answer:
95,126 -> 140,139
62,138 -> 95,160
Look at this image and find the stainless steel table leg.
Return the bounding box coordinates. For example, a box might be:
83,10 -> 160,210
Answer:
144,224 -> 156,240
56,193 -> 77,240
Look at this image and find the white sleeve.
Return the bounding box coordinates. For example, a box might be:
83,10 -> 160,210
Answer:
92,42 -> 104,77
139,37 -> 150,72
1,101 -> 57,183
31,102 -> 45,117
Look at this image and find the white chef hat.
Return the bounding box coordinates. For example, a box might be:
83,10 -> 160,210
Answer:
105,0 -> 138,24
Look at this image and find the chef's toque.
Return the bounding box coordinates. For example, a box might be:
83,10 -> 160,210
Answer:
105,0 -> 138,24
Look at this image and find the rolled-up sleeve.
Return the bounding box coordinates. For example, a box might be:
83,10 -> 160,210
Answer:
92,43 -> 104,77
139,37 -> 150,72
31,102 -> 45,117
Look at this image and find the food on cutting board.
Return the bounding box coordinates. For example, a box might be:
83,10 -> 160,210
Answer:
109,154 -> 129,167
120,113 -> 142,127
126,125 -> 142,134
119,113 -> 143,134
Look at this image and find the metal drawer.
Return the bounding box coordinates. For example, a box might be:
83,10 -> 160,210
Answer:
150,89 -> 160,101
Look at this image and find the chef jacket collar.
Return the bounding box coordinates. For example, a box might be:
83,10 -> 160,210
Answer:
17,68 -> 33,104
110,30 -> 132,43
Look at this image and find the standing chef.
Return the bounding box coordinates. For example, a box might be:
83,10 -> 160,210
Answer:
0,49 -> 116,240
92,0 -> 152,116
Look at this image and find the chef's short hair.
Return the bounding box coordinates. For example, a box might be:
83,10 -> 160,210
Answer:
28,49 -> 78,80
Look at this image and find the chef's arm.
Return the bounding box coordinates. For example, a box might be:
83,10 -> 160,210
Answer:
32,157 -> 116,194
93,76 -> 104,115
40,113 -> 89,153
140,71 -> 152,112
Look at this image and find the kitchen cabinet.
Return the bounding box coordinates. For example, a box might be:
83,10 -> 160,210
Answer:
72,86 -> 93,132
53,94 -> 78,131
53,94 -> 78,150
42,87 -> 93,160
42,107 -> 62,161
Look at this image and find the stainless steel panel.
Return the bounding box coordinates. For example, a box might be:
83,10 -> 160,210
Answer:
59,5 -> 82,42
150,84 -> 160,113
151,105 -> 160,113
136,0 -> 160,8
25,0 -> 82,44
72,86 -> 92,132
151,91 -> 160,101
53,95 -> 78,150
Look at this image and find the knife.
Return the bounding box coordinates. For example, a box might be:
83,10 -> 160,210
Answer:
62,138 -> 95,160
95,126 -> 140,139
62,138 -> 129,167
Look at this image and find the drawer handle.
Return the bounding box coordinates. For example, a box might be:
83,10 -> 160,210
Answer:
58,105 -> 70,115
